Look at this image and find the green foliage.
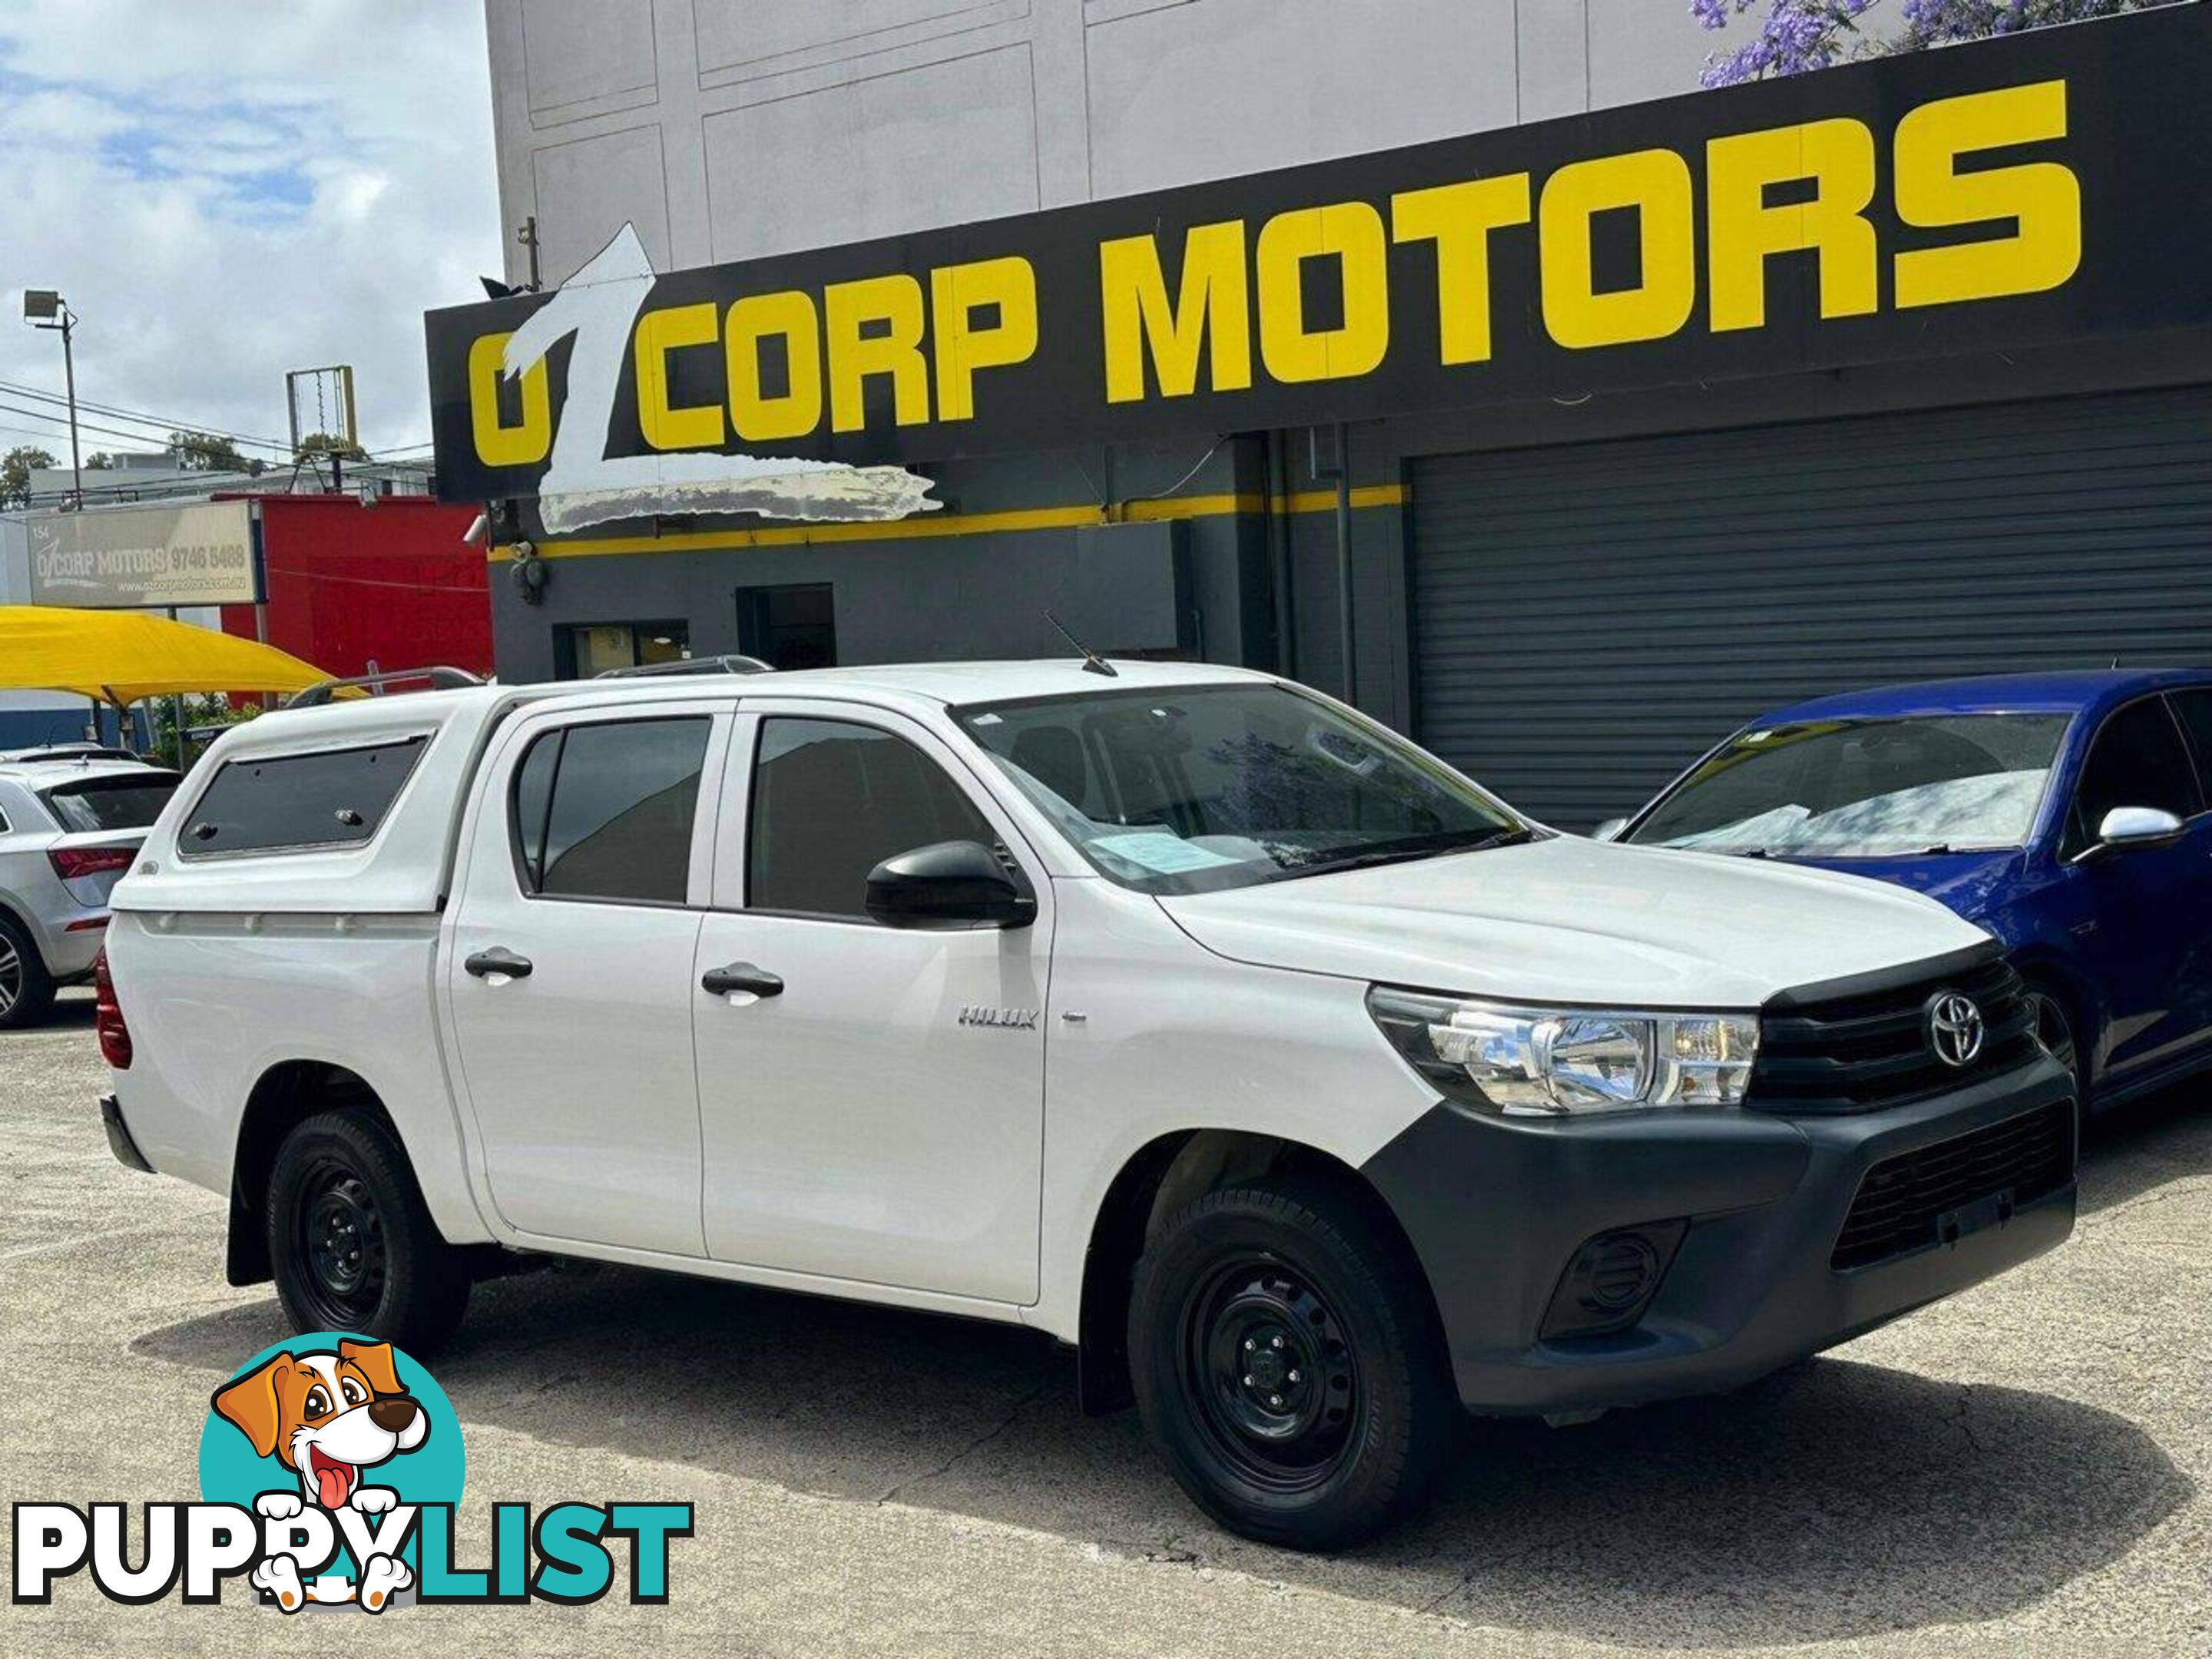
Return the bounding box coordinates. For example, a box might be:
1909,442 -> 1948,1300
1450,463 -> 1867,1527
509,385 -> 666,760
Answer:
149,694 -> 260,770
0,445 -> 56,507
296,430 -> 369,462
167,429 -> 262,475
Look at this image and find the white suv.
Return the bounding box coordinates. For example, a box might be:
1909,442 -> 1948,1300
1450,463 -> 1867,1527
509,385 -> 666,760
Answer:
0,755 -> 180,1027
98,663 -> 2075,1546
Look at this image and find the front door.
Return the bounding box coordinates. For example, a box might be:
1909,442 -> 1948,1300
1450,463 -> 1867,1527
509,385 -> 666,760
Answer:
445,704 -> 729,1257
693,702 -> 1047,1303
2060,694 -> 2212,1084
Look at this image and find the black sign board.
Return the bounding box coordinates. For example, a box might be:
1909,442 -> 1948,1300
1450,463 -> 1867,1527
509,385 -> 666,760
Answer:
427,6 -> 2212,514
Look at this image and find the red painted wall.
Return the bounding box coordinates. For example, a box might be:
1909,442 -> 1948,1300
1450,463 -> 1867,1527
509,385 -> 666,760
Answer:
217,495 -> 492,680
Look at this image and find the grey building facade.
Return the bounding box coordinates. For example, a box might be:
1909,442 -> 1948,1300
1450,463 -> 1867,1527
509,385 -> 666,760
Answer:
468,0 -> 2212,827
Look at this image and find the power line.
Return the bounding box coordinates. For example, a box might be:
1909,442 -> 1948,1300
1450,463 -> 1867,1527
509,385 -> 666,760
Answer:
0,398 -> 295,460
0,378 -> 296,455
0,380 -> 437,467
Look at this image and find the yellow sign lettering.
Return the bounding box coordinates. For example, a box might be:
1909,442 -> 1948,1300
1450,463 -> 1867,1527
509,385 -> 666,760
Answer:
1894,80 -> 2079,310
726,290 -> 823,443
931,257 -> 1039,422
824,275 -> 932,433
1390,175 -> 1532,366
1539,149 -> 1697,350
1099,221 -> 1252,403
467,332 -> 550,468
1707,118 -> 1878,332
633,303 -> 727,452
1255,201 -> 1392,384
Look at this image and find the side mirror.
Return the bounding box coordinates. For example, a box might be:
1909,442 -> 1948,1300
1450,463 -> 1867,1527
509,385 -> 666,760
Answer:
2094,805 -> 2185,852
865,839 -> 1036,929
1591,817 -> 1628,843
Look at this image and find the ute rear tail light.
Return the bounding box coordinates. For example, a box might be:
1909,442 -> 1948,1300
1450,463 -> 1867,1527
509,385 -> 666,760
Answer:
49,845 -> 135,882
94,947 -> 132,1070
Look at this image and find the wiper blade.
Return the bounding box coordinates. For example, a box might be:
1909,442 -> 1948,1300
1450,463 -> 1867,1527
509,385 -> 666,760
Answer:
1273,826 -> 1535,881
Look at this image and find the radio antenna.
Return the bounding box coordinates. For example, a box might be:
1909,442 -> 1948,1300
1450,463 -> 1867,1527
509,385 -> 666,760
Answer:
1045,611 -> 1118,677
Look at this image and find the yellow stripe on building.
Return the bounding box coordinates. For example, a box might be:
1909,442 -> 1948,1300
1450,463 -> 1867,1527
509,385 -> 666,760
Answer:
488,484 -> 1407,561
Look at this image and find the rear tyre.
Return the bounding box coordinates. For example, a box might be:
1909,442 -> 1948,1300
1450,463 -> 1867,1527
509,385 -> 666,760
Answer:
1128,1174 -> 1460,1550
267,1109 -> 471,1353
0,912 -> 57,1031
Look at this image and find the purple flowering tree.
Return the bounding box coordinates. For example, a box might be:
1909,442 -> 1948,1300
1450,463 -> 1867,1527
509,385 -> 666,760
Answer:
1692,0 -> 2183,88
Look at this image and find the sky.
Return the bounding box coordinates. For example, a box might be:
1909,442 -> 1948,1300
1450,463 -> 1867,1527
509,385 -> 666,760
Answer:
0,0 -> 502,472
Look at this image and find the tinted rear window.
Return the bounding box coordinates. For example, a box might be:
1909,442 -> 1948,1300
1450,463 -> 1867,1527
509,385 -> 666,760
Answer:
513,717 -> 709,904
42,773 -> 182,833
180,737 -> 428,856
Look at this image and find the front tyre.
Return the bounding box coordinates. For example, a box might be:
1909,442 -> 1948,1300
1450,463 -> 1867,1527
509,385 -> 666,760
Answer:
267,1109 -> 470,1353
2024,980 -> 2089,1134
1128,1175 -> 1460,1550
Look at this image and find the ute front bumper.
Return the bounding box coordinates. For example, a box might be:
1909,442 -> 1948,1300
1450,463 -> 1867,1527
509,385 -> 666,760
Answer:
1360,1053 -> 2076,1416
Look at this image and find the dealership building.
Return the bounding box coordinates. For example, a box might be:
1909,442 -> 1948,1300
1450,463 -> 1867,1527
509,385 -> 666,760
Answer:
443,0 -> 2212,826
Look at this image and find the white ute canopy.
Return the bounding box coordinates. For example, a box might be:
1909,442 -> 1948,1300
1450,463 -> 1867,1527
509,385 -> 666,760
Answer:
115,687 -> 535,916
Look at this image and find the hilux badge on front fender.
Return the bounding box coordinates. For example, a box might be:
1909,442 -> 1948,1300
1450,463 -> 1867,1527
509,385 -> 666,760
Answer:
958,1005 -> 1039,1031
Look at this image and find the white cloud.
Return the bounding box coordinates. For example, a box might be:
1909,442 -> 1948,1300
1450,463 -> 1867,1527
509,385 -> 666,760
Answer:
0,1 -> 501,462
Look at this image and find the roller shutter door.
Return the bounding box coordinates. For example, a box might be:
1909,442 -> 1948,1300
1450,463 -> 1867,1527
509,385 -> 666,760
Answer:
1408,385 -> 2212,830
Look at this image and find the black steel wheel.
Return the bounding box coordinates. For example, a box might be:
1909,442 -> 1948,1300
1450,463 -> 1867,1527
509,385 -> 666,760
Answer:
296,1161 -> 389,1324
1130,1174 -> 1459,1549
1180,1258 -> 1360,1495
267,1108 -> 470,1352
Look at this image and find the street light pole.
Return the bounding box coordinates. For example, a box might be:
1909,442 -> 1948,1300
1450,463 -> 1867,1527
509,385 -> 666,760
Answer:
57,307 -> 81,511
22,290 -> 82,510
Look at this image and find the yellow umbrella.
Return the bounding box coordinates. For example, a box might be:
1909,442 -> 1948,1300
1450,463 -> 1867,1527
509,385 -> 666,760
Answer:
0,605 -> 340,706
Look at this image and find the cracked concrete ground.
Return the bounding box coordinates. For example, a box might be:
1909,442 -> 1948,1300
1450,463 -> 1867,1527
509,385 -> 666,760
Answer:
4,989 -> 2208,1657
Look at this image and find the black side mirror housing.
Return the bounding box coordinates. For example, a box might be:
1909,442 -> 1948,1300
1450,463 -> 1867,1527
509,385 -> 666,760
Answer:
865,839 -> 1036,929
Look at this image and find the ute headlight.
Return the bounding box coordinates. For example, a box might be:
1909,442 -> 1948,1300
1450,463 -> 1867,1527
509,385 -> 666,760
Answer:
1368,988 -> 1760,1116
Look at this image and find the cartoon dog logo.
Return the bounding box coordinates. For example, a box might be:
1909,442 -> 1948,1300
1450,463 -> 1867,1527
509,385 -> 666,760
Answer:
210,1339 -> 428,1611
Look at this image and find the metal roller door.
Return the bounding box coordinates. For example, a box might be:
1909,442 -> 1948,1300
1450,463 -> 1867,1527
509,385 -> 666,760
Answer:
1408,385 -> 2212,830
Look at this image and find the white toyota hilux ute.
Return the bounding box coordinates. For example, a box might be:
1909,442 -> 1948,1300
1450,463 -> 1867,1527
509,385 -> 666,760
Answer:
97,661 -> 2077,1548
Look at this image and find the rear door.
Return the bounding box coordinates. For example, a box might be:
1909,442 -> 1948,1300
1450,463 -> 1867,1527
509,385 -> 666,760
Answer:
691,699 -> 1048,1303
445,700 -> 730,1257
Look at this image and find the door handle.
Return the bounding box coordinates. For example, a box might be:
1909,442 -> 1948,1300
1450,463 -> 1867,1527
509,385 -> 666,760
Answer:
464,946 -> 534,981
701,962 -> 782,998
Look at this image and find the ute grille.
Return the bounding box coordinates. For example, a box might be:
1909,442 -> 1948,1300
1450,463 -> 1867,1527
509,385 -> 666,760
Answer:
1752,954 -> 2040,1115
1831,1100 -> 2074,1270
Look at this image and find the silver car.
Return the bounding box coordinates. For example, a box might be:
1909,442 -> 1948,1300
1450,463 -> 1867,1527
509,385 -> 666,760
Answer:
0,757 -> 181,1028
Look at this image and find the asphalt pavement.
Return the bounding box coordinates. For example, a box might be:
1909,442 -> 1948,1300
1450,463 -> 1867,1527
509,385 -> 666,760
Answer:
3,988 -> 2207,1657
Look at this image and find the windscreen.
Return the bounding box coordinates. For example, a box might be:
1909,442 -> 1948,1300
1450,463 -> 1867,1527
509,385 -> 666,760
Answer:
41,772 -> 182,833
1630,714 -> 2071,856
955,682 -> 1526,895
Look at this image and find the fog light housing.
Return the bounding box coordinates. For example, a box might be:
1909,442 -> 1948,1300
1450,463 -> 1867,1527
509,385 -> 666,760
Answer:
1539,1220 -> 1687,1340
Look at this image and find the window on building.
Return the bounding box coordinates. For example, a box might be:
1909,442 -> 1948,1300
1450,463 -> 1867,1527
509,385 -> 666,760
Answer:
735,584 -> 836,671
554,621 -> 690,680
747,717 -> 995,919
181,738 -> 427,857
513,717 -> 710,904
2068,697 -> 2197,853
